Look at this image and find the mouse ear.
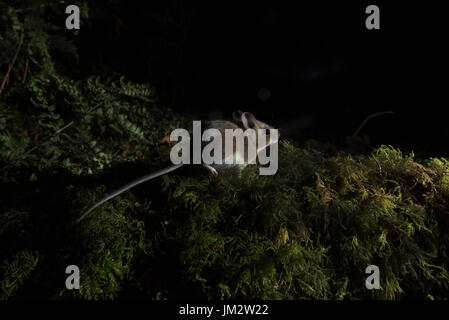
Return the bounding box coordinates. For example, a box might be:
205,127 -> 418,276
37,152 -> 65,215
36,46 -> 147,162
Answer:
232,110 -> 244,124
242,112 -> 257,129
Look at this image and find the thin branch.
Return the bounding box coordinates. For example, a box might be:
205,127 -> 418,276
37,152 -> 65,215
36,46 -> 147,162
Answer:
0,33 -> 24,94
372,155 -> 382,175
6,102 -> 103,166
352,110 -> 394,137
22,58 -> 29,85
23,121 -> 74,157
0,120 -> 75,173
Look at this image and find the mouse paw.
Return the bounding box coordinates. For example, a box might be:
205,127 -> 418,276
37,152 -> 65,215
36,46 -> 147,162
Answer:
204,164 -> 219,177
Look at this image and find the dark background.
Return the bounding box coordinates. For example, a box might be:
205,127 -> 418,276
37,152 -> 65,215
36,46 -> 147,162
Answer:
75,1 -> 448,157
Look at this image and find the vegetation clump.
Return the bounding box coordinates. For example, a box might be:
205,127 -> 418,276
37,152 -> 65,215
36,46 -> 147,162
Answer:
1,1 -> 448,300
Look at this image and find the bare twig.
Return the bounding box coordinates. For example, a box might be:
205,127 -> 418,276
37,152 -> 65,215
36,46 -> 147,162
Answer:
22,58 -> 29,85
372,155 -> 382,175
3,102 -> 103,169
0,33 -> 24,94
23,121 -> 75,157
352,110 -> 394,137
0,120 -> 76,173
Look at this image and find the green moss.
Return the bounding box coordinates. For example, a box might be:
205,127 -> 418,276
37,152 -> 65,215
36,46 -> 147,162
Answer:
1,1 -> 448,300
0,250 -> 39,300
89,142 -> 440,300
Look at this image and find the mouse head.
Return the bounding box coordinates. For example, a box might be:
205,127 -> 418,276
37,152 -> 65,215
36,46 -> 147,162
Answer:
232,110 -> 279,148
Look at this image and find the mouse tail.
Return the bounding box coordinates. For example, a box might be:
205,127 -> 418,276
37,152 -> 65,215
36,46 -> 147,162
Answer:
75,164 -> 183,224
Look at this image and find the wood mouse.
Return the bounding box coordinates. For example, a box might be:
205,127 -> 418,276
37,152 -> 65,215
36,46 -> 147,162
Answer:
76,110 -> 278,224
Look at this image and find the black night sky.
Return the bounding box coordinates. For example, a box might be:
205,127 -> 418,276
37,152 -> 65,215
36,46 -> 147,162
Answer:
77,1 -> 448,157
